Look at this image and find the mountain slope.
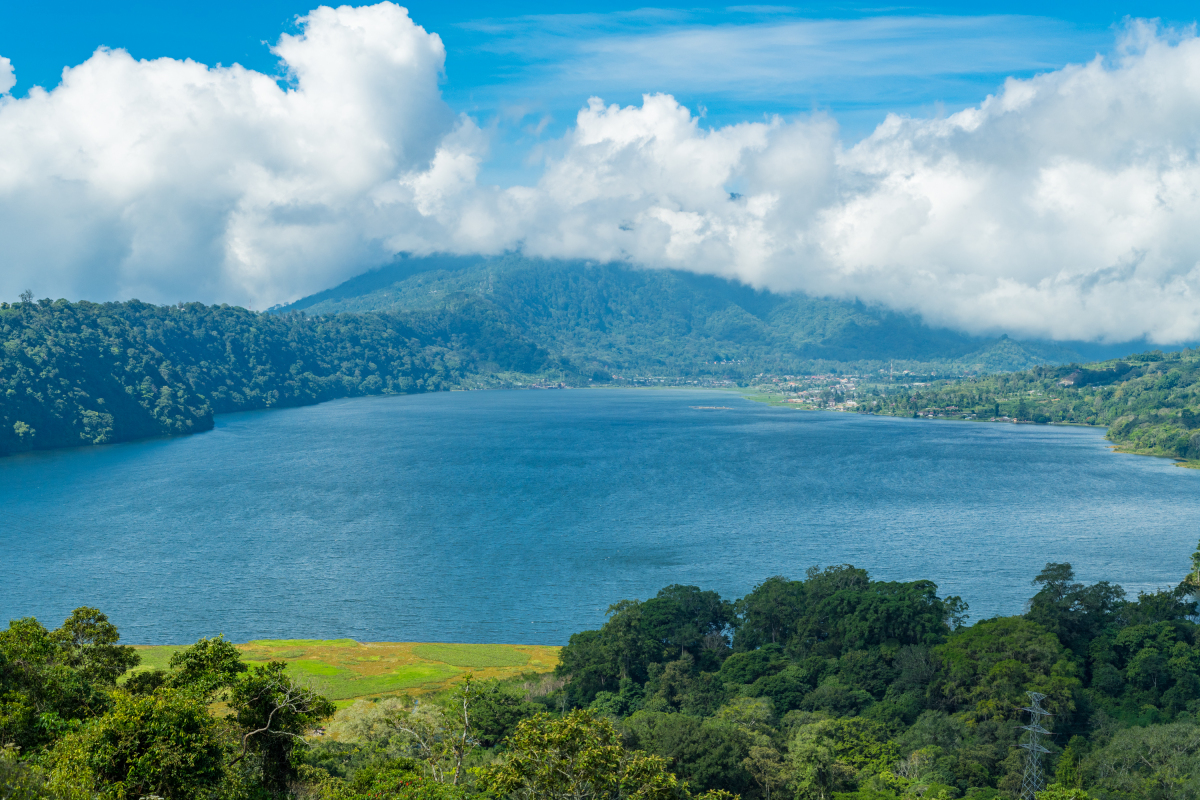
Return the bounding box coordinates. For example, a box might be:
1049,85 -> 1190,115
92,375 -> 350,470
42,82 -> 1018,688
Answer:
0,298 -> 561,457
279,255 -> 1087,374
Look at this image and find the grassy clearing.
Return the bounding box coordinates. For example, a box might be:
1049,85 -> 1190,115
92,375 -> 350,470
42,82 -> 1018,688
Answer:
740,390 -> 806,409
128,645 -> 186,673
411,643 -> 531,668
126,639 -> 560,706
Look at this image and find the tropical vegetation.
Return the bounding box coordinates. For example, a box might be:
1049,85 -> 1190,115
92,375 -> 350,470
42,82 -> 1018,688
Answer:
0,295 -> 561,457
7,550 -> 1200,799
279,255 -> 1083,376
4,260 -> 1189,460
863,349 -> 1200,461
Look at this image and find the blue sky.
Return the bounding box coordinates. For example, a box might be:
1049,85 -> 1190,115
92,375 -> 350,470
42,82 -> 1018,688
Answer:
3,0 -> 1195,183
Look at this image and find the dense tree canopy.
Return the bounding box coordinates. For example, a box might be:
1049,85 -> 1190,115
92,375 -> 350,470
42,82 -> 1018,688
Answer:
9,555 -> 1200,799
0,296 -> 562,456
548,558 -> 1200,799
868,349 -> 1200,462
282,256 -> 1074,376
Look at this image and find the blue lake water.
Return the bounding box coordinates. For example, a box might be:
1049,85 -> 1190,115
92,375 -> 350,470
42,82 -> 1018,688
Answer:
2,388 -> 1198,645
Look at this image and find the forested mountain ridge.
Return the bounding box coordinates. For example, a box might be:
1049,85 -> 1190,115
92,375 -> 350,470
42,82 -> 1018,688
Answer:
863,348 -> 1200,462
279,255 -> 1100,375
6,258 -> 1193,459
0,297 -> 561,457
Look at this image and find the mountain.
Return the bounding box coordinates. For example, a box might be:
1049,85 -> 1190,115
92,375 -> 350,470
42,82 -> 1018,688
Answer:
278,254 -> 1108,375
6,257 -> 1178,458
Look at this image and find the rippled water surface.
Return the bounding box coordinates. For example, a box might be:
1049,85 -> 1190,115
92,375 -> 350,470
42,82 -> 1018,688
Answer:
2,389 -> 1198,644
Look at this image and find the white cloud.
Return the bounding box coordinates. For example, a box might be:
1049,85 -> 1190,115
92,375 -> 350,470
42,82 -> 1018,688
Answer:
450,9 -> 1107,146
463,19 -> 1200,343
2,7 -> 1200,343
0,57 -> 14,94
789,21 -> 1200,342
0,2 -> 454,307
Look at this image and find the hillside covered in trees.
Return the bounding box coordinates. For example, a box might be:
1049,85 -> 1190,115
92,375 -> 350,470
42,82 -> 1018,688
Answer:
542,559 -> 1200,800
279,255 -> 1107,376
6,555 -> 1200,799
863,349 -> 1200,462
0,296 -> 562,457
5,260 -> 1195,460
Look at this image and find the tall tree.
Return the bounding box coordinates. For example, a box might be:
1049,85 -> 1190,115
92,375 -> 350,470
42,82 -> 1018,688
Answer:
228,661 -> 336,796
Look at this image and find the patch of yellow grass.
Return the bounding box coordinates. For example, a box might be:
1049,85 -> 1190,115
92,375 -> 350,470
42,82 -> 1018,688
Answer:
126,640 -> 560,705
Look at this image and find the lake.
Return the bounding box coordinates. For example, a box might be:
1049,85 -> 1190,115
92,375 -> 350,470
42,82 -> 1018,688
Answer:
2,388 -> 1197,645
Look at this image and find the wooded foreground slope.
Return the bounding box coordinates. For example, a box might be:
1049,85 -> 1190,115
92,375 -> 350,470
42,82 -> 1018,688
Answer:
0,298 -> 558,457
7,558 -> 1199,800
868,349 -> 1200,461
546,561 -> 1198,800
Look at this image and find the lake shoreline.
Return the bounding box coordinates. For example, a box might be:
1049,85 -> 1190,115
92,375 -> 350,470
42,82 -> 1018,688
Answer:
741,387 -> 1200,469
6,380 -> 1195,471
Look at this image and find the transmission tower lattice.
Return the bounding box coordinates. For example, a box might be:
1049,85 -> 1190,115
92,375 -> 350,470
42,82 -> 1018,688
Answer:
1018,691 -> 1052,800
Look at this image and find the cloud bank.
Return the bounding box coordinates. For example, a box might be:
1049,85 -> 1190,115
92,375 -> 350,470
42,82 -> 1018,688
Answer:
0,3 -> 453,306
2,4 -> 1200,343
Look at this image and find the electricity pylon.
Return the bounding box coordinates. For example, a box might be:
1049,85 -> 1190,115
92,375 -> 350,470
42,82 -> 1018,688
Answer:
1019,691 -> 1052,800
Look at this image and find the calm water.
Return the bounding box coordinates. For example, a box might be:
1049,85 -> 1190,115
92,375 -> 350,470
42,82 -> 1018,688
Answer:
2,389 -> 1197,644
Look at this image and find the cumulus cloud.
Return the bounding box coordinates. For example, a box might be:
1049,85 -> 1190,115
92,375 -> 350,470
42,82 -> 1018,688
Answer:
0,3 -> 455,307
2,6 -> 1200,343
480,20 -> 1200,343
0,57 -> 14,94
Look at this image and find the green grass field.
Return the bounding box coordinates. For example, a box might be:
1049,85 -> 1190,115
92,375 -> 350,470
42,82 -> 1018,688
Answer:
126,640 -> 560,706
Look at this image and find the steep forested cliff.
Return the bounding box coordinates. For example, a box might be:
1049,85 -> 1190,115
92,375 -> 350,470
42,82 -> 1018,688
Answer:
0,297 -> 558,457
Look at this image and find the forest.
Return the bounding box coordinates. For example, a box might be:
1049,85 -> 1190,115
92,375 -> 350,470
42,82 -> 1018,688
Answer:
0,295 -> 563,457
277,255 -> 1086,376
863,349 -> 1200,462
4,287 -> 1199,465
5,555 -> 1200,799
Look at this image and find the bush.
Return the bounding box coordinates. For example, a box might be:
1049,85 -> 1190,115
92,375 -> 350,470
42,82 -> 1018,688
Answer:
46,689 -> 226,800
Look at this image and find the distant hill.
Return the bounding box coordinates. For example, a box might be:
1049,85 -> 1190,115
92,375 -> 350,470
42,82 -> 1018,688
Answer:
870,349 -> 1200,462
278,255 -> 1132,375
3,264 -> 1190,458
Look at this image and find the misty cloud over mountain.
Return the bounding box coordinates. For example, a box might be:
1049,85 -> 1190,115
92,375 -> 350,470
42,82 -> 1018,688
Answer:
2,3 -> 1200,344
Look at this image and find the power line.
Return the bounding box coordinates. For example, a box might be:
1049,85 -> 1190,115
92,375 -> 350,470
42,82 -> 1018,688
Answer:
1019,691 -> 1052,800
